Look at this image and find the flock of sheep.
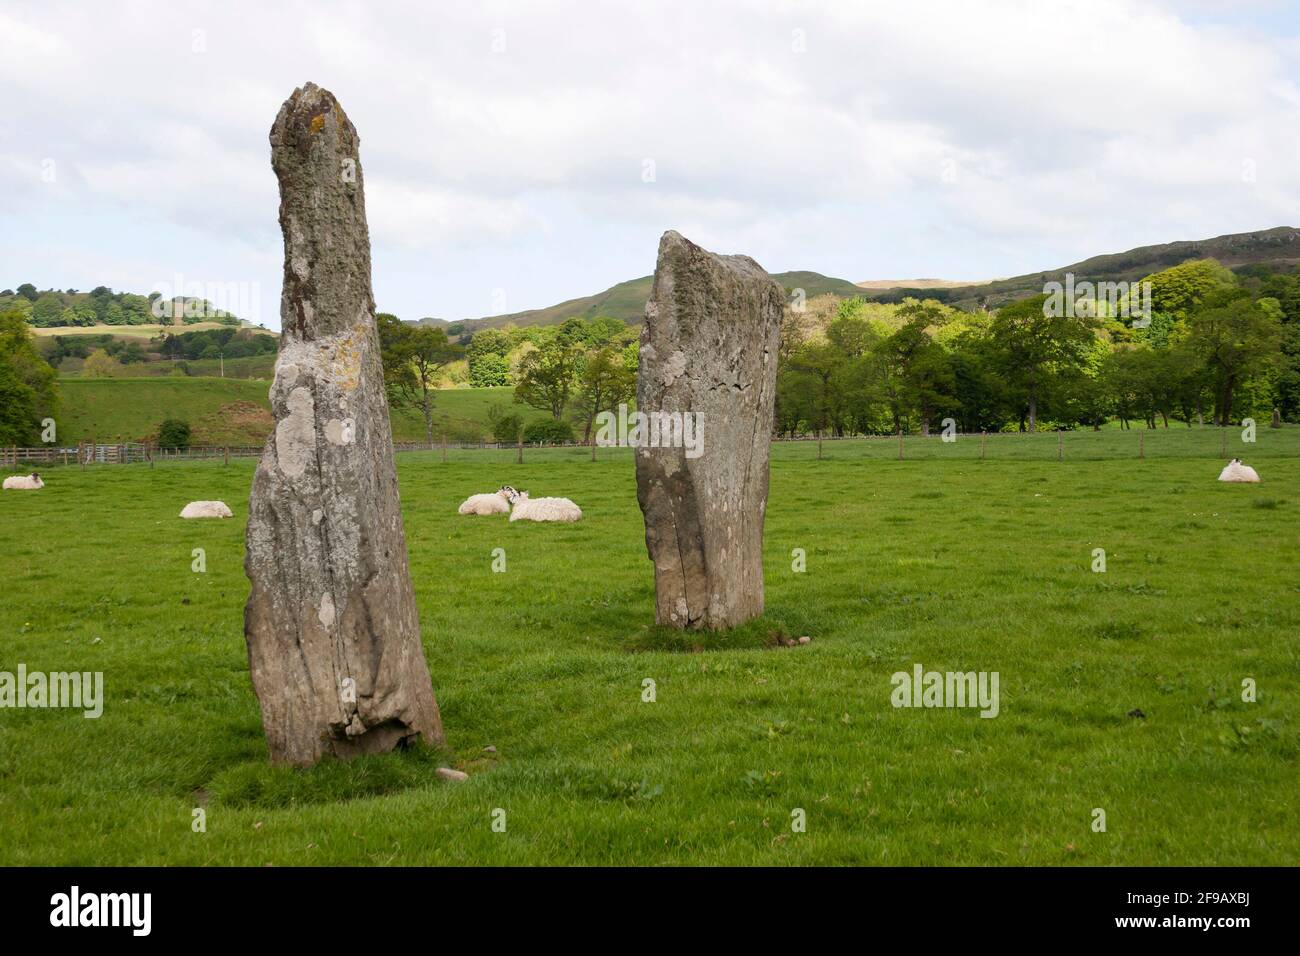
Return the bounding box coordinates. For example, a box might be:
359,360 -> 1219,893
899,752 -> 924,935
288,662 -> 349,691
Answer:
458,485 -> 583,522
1,471 -> 587,526
1,461 -> 1262,509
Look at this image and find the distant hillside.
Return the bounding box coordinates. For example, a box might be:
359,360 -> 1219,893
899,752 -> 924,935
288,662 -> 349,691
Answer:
862,226 -> 1300,308
856,278 -> 988,289
456,269 -> 865,333
448,227 -> 1300,334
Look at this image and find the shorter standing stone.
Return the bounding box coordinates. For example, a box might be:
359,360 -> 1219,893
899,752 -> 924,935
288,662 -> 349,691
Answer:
635,231 -> 785,630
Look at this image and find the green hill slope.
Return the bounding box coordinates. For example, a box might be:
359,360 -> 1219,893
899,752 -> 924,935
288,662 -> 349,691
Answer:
455,225 -> 1300,332
54,378 -> 548,446
864,226 -> 1300,309
457,269 -> 863,332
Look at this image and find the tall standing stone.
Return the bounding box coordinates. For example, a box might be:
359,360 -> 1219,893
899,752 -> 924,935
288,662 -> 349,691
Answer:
244,83 -> 443,766
635,231 -> 785,630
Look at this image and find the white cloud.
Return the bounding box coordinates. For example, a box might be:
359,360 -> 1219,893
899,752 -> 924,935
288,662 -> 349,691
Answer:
1,0 -> 1299,323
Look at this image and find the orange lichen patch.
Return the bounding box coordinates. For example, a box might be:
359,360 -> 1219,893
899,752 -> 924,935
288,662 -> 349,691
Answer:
310,114 -> 325,135
330,327 -> 365,392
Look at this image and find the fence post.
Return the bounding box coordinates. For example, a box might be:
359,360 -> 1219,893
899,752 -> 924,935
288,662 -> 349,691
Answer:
224,446 -> 230,466
1139,430 -> 1145,460
1219,427 -> 1227,457
1058,430 -> 1063,461
897,430 -> 904,461
441,432 -> 448,464
980,431 -> 987,460
516,428 -> 524,465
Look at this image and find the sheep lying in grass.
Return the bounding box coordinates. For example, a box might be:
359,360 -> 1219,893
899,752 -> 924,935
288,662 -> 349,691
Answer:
2,472 -> 43,490
180,500 -> 234,519
1218,458 -> 1261,483
504,487 -> 583,523
458,487 -> 512,515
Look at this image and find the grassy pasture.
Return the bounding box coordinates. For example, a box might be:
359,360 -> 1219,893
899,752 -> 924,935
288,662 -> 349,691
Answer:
0,434 -> 1296,865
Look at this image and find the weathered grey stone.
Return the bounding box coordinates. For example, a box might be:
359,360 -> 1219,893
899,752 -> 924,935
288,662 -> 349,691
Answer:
244,83 -> 443,766
635,230 -> 784,630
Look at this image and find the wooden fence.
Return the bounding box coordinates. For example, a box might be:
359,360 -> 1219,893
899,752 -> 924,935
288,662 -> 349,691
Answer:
0,438 -> 586,469
1,426 -> 1294,470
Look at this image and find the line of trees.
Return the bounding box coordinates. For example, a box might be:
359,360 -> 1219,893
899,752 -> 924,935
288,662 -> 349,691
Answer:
777,259 -> 1297,436
0,285 -> 243,329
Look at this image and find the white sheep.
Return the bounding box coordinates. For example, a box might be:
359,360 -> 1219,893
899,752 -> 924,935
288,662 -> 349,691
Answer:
2,472 -> 43,490
458,487 -> 512,515
180,500 -> 234,519
1218,458 -> 1261,483
504,487 -> 583,523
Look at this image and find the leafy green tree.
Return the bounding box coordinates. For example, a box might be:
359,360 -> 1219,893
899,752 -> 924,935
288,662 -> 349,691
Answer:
988,294 -> 1098,431
377,312 -> 463,445
16,283 -> 38,302
30,294 -> 64,327
514,341 -> 581,419
555,317 -> 589,347
825,314 -> 875,360
585,315 -> 628,346
523,418 -> 575,444
119,294 -> 152,324
0,309 -> 59,445
944,328 -> 1011,432
881,302 -> 956,435
572,346 -> 635,442
82,349 -> 121,378
1276,321 -> 1300,423
782,340 -> 848,439
1144,259 -> 1235,319
469,351 -> 511,387
1186,292 -> 1282,425
465,328 -> 512,361
157,419 -> 192,449
487,404 -> 524,444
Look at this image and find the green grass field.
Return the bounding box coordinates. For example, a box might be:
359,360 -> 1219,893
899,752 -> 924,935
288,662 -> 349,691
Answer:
53,379 -> 551,446
0,433 -> 1296,865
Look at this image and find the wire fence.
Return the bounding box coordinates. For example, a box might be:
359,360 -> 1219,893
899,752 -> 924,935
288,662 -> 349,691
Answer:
1,425 -> 1295,472
0,437 -> 594,470
771,426 -> 1299,462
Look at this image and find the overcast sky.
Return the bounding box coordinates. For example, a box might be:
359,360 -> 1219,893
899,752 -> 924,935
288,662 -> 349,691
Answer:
3,0 -> 1299,330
